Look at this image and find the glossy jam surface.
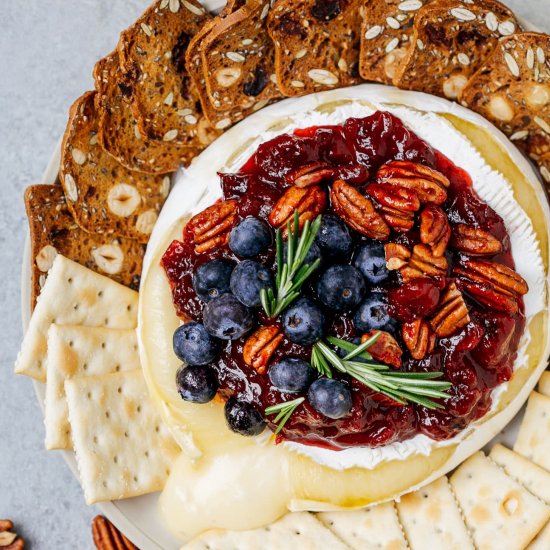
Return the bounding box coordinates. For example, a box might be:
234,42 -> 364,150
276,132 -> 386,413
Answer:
162,112 -> 525,450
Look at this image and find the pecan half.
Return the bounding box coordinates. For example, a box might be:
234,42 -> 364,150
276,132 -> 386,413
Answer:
385,243 -> 411,271
92,516 -> 136,550
243,326 -> 283,374
0,520 -> 24,550
402,320 -> 436,360
268,185 -> 327,235
430,283 -> 470,338
400,244 -> 448,282
450,224 -> 503,256
331,179 -> 390,240
286,162 -> 336,187
361,331 -> 402,368
454,259 -> 528,314
367,183 -> 421,232
420,205 -> 451,257
185,200 -> 237,254
376,161 -> 450,205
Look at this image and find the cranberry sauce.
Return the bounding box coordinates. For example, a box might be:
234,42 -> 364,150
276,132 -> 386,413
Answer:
162,111 -> 525,449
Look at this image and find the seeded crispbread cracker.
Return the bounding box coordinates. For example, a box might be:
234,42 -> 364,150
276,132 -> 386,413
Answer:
268,0 -> 362,97
118,0 -> 219,150
360,0 -> 432,84
528,520 -> 550,550
15,255 -> 138,381
317,502 -> 407,550
186,0 -> 254,131
514,391 -> 550,472
489,444 -> 550,505
450,452 -> 550,550
396,476 -> 474,550
461,33 -> 550,163
25,185 -> 144,310
94,52 -> 200,175
201,0 -> 281,112
538,370 -> 550,397
394,0 -> 520,100
59,91 -> 168,243
65,369 -> 180,504
44,325 -> 139,450
182,512 -> 350,550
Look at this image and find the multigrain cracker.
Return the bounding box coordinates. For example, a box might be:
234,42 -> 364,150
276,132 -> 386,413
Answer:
450,452 -> 550,550
25,185 -> 144,309
44,325 -> 139,450
514,391 -> 550,472
94,53 -> 199,175
461,33 -> 550,161
15,255 -> 138,381
118,0 -> 217,149
268,0 -> 362,97
60,92 -> 167,242
317,502 -> 407,550
202,0 -> 281,111
396,476 -> 474,549
65,369 -> 180,504
360,0 -> 431,84
182,512 -> 350,550
394,0 -> 520,100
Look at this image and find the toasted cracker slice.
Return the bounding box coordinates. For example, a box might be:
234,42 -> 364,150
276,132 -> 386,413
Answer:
268,0 -> 362,97
202,0 -> 281,111
514,391 -> 550,472
45,325 -> 139,450
396,476 -> 474,550
118,0 -> 218,149
183,512 -> 349,550
317,502 -> 407,550
65,369 -> 180,504
394,0 -> 520,100
25,185 -> 144,310
60,92 -> 168,243
94,52 -> 199,175
450,451 -> 550,550
489,444 -> 550,505
15,255 -> 138,381
461,33 -> 550,161
360,0 -> 431,84
528,520 -> 550,550
538,371 -> 550,397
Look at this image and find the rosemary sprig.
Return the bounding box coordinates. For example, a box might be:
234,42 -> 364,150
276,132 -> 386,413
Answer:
260,210 -> 322,319
311,337 -> 452,410
265,397 -> 305,435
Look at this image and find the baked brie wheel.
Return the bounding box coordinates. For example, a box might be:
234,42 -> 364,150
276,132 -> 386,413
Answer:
138,85 -> 550,541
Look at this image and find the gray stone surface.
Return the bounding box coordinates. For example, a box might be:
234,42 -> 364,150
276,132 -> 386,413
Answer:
0,1 -> 548,548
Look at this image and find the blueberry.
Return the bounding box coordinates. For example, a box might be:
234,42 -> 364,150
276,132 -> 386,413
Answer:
354,242 -> 390,284
173,322 -> 219,366
268,358 -> 315,393
354,292 -> 397,333
307,378 -> 352,419
176,365 -> 218,404
224,398 -> 266,436
229,217 -> 272,258
282,297 -> 325,346
193,259 -> 234,302
230,260 -> 274,307
316,265 -> 366,312
203,294 -> 255,340
283,239 -> 322,267
315,215 -> 353,261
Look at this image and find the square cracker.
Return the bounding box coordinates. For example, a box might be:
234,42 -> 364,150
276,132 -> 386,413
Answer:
45,325 -> 139,450
317,502 -> 407,550
514,391 -> 550,472
527,519 -> 550,550
537,371 -> 550,397
183,512 -> 349,550
65,369 -> 180,504
490,444 -> 550,505
15,255 -> 138,381
396,476 -> 474,550
450,452 -> 550,550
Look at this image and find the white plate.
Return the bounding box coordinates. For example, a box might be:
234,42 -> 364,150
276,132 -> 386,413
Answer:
20,8 -> 547,550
